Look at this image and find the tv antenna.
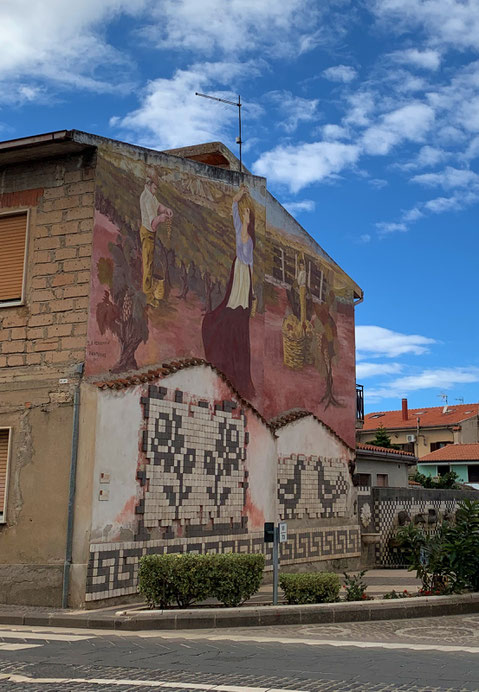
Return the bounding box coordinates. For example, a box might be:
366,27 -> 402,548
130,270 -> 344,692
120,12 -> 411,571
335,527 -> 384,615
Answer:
455,397 -> 465,404
195,92 -> 243,173
438,393 -> 448,405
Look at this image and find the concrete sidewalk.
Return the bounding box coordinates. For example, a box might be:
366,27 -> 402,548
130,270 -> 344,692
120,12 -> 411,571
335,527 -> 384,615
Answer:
249,569 -> 422,604
0,569 -> 435,631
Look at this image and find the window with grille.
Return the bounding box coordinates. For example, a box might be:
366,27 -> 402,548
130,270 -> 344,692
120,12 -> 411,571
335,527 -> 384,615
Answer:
0,429 -> 11,522
0,212 -> 28,305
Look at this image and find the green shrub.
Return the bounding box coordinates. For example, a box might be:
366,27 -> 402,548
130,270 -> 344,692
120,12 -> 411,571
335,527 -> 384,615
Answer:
279,572 -> 341,604
212,553 -> 265,607
342,570 -> 372,601
413,471 -> 459,489
138,552 -> 265,609
170,553 -> 215,607
395,499 -> 479,594
139,554 -> 178,608
383,589 -> 414,599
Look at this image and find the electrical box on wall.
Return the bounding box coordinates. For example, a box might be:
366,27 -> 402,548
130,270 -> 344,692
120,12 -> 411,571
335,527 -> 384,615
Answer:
99,488 -> 109,501
99,472 -> 111,484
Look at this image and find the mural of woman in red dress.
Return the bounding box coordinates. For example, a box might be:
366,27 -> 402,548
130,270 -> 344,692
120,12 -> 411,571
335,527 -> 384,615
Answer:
202,186 -> 255,399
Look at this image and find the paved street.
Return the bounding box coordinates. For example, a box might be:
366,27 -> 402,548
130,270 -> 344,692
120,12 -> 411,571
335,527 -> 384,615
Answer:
0,614 -> 479,691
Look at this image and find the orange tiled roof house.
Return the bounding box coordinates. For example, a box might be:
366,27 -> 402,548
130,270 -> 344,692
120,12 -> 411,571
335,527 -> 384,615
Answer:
418,443 -> 479,485
358,397 -> 479,460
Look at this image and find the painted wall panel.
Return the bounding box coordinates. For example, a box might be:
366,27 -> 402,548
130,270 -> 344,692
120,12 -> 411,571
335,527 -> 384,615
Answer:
86,143 -> 358,448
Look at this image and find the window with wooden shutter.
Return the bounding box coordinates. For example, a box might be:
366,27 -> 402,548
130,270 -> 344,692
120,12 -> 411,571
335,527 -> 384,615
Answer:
0,213 -> 27,304
0,429 -> 10,519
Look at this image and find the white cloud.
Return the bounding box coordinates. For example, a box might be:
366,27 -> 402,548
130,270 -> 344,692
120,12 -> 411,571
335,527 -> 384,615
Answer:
416,145 -> 447,168
369,178 -> 388,189
391,49 -> 441,71
146,0 -> 323,58
356,362 -> 403,378
0,0 -> 145,90
267,91 -> 319,133
283,200 -> 316,214
423,191 -> 479,213
359,233 -> 372,243
402,206 -> 424,222
323,65 -> 357,83
411,167 -> 479,190
111,63 -> 249,150
343,91 -> 376,127
362,102 -> 435,155
367,367 -> 479,401
252,140 -> 360,193
322,124 -> 350,140
465,136 -> 479,161
376,221 -> 407,234
371,0 -> 479,52
356,326 -> 436,358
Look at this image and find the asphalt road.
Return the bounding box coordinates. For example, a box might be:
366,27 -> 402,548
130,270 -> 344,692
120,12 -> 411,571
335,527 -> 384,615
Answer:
0,614 -> 479,691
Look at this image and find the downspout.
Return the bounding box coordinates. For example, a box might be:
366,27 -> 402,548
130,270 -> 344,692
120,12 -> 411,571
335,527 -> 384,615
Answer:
62,362 -> 84,609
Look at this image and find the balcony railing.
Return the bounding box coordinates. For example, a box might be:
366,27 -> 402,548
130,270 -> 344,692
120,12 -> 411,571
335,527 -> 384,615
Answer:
356,384 -> 364,424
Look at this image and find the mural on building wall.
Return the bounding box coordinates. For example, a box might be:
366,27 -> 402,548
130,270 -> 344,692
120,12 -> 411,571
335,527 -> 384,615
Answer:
86,145 -> 358,445
84,374 -> 360,602
139,384 -> 248,540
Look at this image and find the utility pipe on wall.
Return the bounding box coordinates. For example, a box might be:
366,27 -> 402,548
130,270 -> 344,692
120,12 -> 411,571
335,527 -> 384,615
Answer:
62,363 -> 84,609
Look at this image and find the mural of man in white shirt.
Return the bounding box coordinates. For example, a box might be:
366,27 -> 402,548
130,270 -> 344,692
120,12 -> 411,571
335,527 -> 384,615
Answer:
139,172 -> 173,307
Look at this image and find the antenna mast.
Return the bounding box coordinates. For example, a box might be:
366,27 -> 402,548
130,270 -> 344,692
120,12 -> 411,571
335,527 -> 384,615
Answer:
195,92 -> 243,172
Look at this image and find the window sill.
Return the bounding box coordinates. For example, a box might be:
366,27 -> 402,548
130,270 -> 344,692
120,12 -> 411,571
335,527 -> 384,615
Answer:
0,300 -> 24,309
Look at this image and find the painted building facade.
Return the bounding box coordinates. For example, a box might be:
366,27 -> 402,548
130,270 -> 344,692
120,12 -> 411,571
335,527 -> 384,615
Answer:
0,131 -> 362,606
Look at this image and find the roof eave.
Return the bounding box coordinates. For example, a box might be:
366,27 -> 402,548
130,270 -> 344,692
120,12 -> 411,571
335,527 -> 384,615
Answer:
356,449 -> 416,464
0,130 -> 96,167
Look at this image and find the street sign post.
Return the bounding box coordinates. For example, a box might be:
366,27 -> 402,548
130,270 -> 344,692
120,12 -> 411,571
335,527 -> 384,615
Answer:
264,521 -> 287,605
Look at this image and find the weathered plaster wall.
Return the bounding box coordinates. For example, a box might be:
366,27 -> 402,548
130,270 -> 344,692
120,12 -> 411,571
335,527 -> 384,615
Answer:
0,150 -> 97,605
0,402 -> 73,606
355,458 -> 409,487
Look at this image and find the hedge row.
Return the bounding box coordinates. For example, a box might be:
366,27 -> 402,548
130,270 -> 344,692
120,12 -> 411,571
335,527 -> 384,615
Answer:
139,553 -> 265,608
279,572 -> 341,604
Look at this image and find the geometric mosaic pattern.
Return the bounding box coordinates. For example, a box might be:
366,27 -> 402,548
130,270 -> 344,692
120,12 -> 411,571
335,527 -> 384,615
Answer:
140,386 -> 248,538
85,525 -> 361,601
278,454 -> 349,520
359,488 -> 465,567
375,498 -> 460,567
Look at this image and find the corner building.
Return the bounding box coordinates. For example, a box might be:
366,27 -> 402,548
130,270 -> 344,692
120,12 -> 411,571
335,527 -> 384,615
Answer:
0,131 -> 363,606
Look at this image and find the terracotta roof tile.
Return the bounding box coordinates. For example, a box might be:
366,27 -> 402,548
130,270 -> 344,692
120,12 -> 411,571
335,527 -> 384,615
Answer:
362,403 -> 479,431
420,443 -> 479,462
356,442 -> 415,457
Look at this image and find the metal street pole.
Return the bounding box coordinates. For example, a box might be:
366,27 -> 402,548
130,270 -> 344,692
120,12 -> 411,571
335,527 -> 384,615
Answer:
272,525 -> 279,606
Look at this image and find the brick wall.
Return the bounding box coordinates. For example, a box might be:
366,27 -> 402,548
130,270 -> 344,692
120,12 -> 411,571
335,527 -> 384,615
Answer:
0,151 -> 97,605
0,152 -> 96,380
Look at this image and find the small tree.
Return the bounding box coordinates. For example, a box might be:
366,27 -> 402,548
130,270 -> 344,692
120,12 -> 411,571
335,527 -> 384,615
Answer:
369,424 -> 399,449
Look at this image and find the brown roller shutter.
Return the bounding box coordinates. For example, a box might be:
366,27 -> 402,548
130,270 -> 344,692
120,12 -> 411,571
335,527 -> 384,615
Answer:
0,429 -> 9,514
0,213 -> 27,302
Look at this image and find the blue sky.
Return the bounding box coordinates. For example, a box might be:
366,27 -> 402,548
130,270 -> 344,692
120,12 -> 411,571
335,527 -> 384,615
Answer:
2,0 -> 479,413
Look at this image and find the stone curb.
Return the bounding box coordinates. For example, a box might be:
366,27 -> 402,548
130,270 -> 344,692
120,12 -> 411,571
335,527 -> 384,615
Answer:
2,593 -> 479,631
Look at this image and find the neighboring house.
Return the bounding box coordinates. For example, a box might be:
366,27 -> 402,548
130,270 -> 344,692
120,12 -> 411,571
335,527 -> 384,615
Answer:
0,130 -> 363,607
358,398 -> 479,459
418,443 -> 479,487
355,442 -> 416,488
